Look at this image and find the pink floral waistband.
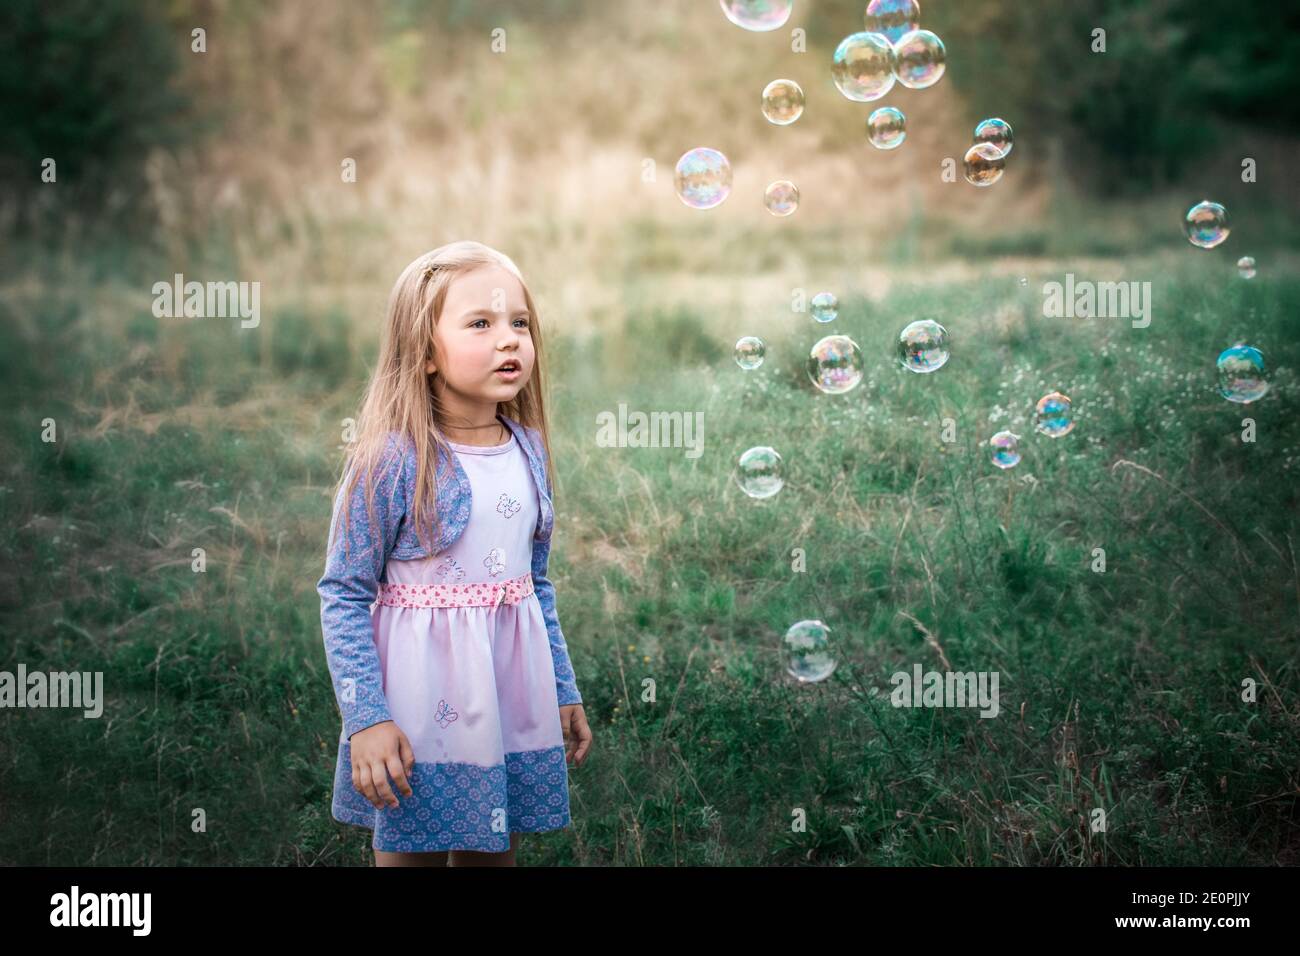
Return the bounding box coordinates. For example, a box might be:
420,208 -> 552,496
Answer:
376,573 -> 534,609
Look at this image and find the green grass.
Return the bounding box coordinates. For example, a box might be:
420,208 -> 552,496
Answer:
1,249 -> 1298,866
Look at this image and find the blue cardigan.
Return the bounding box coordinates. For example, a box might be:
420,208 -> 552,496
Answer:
317,413 -> 582,741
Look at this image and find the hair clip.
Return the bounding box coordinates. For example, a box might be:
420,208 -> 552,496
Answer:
423,265 -> 436,280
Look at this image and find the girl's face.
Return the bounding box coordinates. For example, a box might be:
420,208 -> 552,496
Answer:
426,264 -> 536,416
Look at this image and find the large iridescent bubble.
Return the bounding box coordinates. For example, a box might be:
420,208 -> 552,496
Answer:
989,431 -> 1021,469
1216,345 -> 1268,403
892,29 -> 946,89
720,0 -> 793,31
811,291 -> 838,323
736,446 -> 784,498
963,143 -> 1005,186
674,147 -> 733,209
1237,256 -> 1256,279
764,179 -> 799,216
897,319 -> 949,373
832,31 -> 897,102
761,79 -> 805,125
1034,391 -> 1074,437
1184,200 -> 1229,249
735,336 -> 766,370
864,0 -> 920,44
973,117 -> 1013,157
783,619 -> 837,683
808,334 -> 865,394
867,106 -> 907,150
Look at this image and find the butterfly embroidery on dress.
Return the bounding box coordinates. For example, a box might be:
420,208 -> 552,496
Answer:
483,547 -> 506,576
434,698 -> 459,729
434,556 -> 465,582
496,493 -> 521,519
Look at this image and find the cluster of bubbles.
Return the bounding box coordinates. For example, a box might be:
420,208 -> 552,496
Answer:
964,118 -> 1013,187
720,1 -> 1281,683
1180,202 -> 1272,399
831,26 -> 944,102
983,391 -> 1075,469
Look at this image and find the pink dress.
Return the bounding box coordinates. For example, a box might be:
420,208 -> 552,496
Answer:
330,432 -> 570,853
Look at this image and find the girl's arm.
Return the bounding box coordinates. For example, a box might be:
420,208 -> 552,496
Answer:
532,533 -> 583,706
528,435 -> 582,706
317,432 -> 410,739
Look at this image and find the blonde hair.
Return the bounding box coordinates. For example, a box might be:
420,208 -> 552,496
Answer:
328,240 -> 554,559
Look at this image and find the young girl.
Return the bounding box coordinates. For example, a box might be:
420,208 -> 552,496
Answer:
317,240 -> 592,867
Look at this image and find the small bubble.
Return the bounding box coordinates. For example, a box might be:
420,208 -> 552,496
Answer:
734,336 -> 765,370
764,179 -> 799,216
761,78 -> 805,125
866,106 -> 907,150
1184,200 -> 1229,248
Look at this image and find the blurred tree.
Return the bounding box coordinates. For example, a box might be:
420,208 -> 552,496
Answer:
0,0 -> 191,229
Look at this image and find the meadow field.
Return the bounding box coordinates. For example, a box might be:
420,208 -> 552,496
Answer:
1,0 -> 1297,865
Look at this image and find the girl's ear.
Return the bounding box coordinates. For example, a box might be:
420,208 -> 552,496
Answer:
425,360 -> 436,375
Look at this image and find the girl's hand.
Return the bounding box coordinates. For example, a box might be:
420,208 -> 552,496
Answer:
559,704 -> 592,768
349,720 -> 416,809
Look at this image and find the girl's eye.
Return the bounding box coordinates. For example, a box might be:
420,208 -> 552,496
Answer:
471,319 -> 488,328
513,317 -> 530,328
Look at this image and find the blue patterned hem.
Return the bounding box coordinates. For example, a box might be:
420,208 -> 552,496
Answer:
331,744 -> 571,853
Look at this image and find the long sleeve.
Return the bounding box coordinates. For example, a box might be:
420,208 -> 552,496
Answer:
529,447 -> 582,706
317,433 -> 409,740
532,533 -> 583,706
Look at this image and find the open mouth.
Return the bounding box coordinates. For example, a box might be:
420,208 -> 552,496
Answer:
495,360 -> 521,374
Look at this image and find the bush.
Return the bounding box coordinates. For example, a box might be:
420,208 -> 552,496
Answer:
0,0 -> 191,226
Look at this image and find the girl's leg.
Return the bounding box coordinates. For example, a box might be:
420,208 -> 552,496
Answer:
374,848 -> 449,867
448,832 -> 521,867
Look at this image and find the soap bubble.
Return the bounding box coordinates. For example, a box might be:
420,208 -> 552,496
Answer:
989,431 -> 1021,469
864,0 -> 920,44
1184,200 -> 1229,249
674,148 -> 732,210
1018,277 -> 1029,287
720,0 -> 793,31
764,179 -> 799,216
761,78 -> 805,125
811,291 -> 839,323
1033,391 -> 1074,438
1237,256 -> 1256,279
736,446 -> 784,498
1216,345 -> 1268,403
866,106 -> 907,150
832,31 -> 897,102
735,336 -> 766,370
783,619 -> 837,683
963,143 -> 1005,187
897,319 -> 949,373
808,334 -> 865,394
892,29 -> 946,89
973,117 -> 1013,157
